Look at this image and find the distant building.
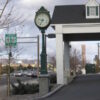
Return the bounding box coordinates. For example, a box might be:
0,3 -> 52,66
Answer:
81,45 -> 86,68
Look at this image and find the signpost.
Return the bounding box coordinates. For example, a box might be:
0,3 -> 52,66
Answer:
5,34 -> 17,96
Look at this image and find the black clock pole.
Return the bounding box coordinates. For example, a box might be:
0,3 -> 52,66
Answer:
41,29 -> 47,74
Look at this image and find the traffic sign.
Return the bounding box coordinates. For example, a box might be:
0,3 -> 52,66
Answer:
5,34 -> 17,47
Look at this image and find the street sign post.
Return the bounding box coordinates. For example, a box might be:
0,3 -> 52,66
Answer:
5,34 -> 17,47
5,34 -> 17,96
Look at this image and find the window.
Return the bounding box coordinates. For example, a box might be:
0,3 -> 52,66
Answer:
90,7 -> 96,16
87,6 -> 98,16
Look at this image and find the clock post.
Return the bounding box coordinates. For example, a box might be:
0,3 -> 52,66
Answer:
41,29 -> 47,74
34,6 -> 51,96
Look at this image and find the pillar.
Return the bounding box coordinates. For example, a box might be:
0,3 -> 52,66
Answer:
64,42 -> 71,84
56,34 -> 65,84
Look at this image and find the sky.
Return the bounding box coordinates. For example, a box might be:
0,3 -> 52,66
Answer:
0,0 -> 100,63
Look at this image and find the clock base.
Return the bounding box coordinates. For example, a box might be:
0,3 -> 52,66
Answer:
39,74 -> 49,96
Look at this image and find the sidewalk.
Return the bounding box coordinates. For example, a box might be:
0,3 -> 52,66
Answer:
0,85 -> 7,97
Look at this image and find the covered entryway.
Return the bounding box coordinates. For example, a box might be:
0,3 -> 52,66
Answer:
51,0 -> 100,84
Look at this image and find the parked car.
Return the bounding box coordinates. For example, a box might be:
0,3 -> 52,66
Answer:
23,70 -> 28,76
26,70 -> 37,77
26,71 -> 33,77
32,70 -> 37,77
48,70 -> 56,76
14,70 -> 23,77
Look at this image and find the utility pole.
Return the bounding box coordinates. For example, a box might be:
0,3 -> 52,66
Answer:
0,64 -> 1,79
74,49 -> 77,72
37,35 -> 40,77
97,43 -> 100,67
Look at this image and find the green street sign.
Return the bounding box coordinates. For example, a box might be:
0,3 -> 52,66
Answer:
5,34 -> 17,47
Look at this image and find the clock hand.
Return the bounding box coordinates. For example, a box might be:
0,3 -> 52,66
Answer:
40,19 -> 44,25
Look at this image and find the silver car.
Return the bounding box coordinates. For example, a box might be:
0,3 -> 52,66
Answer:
14,70 -> 23,77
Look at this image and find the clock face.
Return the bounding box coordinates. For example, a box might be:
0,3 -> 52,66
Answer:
35,13 -> 50,28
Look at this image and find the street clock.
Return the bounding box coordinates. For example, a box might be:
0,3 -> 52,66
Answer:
34,6 -> 51,31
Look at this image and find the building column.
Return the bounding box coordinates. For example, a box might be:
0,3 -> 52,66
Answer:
56,34 -> 65,84
64,42 -> 71,84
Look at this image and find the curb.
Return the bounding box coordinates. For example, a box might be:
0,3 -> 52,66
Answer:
34,84 -> 64,100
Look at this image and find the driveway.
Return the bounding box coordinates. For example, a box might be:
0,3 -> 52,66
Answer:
42,74 -> 100,100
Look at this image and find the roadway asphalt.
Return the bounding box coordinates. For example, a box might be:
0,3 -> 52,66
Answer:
42,74 -> 100,100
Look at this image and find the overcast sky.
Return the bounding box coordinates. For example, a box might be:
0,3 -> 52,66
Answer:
0,0 -> 100,63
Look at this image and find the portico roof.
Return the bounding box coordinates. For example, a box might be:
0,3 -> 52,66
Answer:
52,5 -> 100,24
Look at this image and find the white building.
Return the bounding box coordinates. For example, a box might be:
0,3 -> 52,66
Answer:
51,0 -> 100,84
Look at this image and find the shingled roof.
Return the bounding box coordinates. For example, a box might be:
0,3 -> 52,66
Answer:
52,5 -> 100,24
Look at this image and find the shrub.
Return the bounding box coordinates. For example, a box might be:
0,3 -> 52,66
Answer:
10,67 -> 14,73
11,77 -> 56,95
50,75 -> 57,84
11,79 -> 39,95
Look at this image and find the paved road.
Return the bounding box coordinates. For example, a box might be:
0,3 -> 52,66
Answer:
42,74 -> 100,100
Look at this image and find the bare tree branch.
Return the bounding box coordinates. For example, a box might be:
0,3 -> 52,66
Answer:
0,0 -> 11,18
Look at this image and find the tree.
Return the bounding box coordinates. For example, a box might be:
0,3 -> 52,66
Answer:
17,64 -> 23,70
0,0 -> 25,29
27,64 -> 33,70
0,0 -> 26,60
0,0 -> 10,19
